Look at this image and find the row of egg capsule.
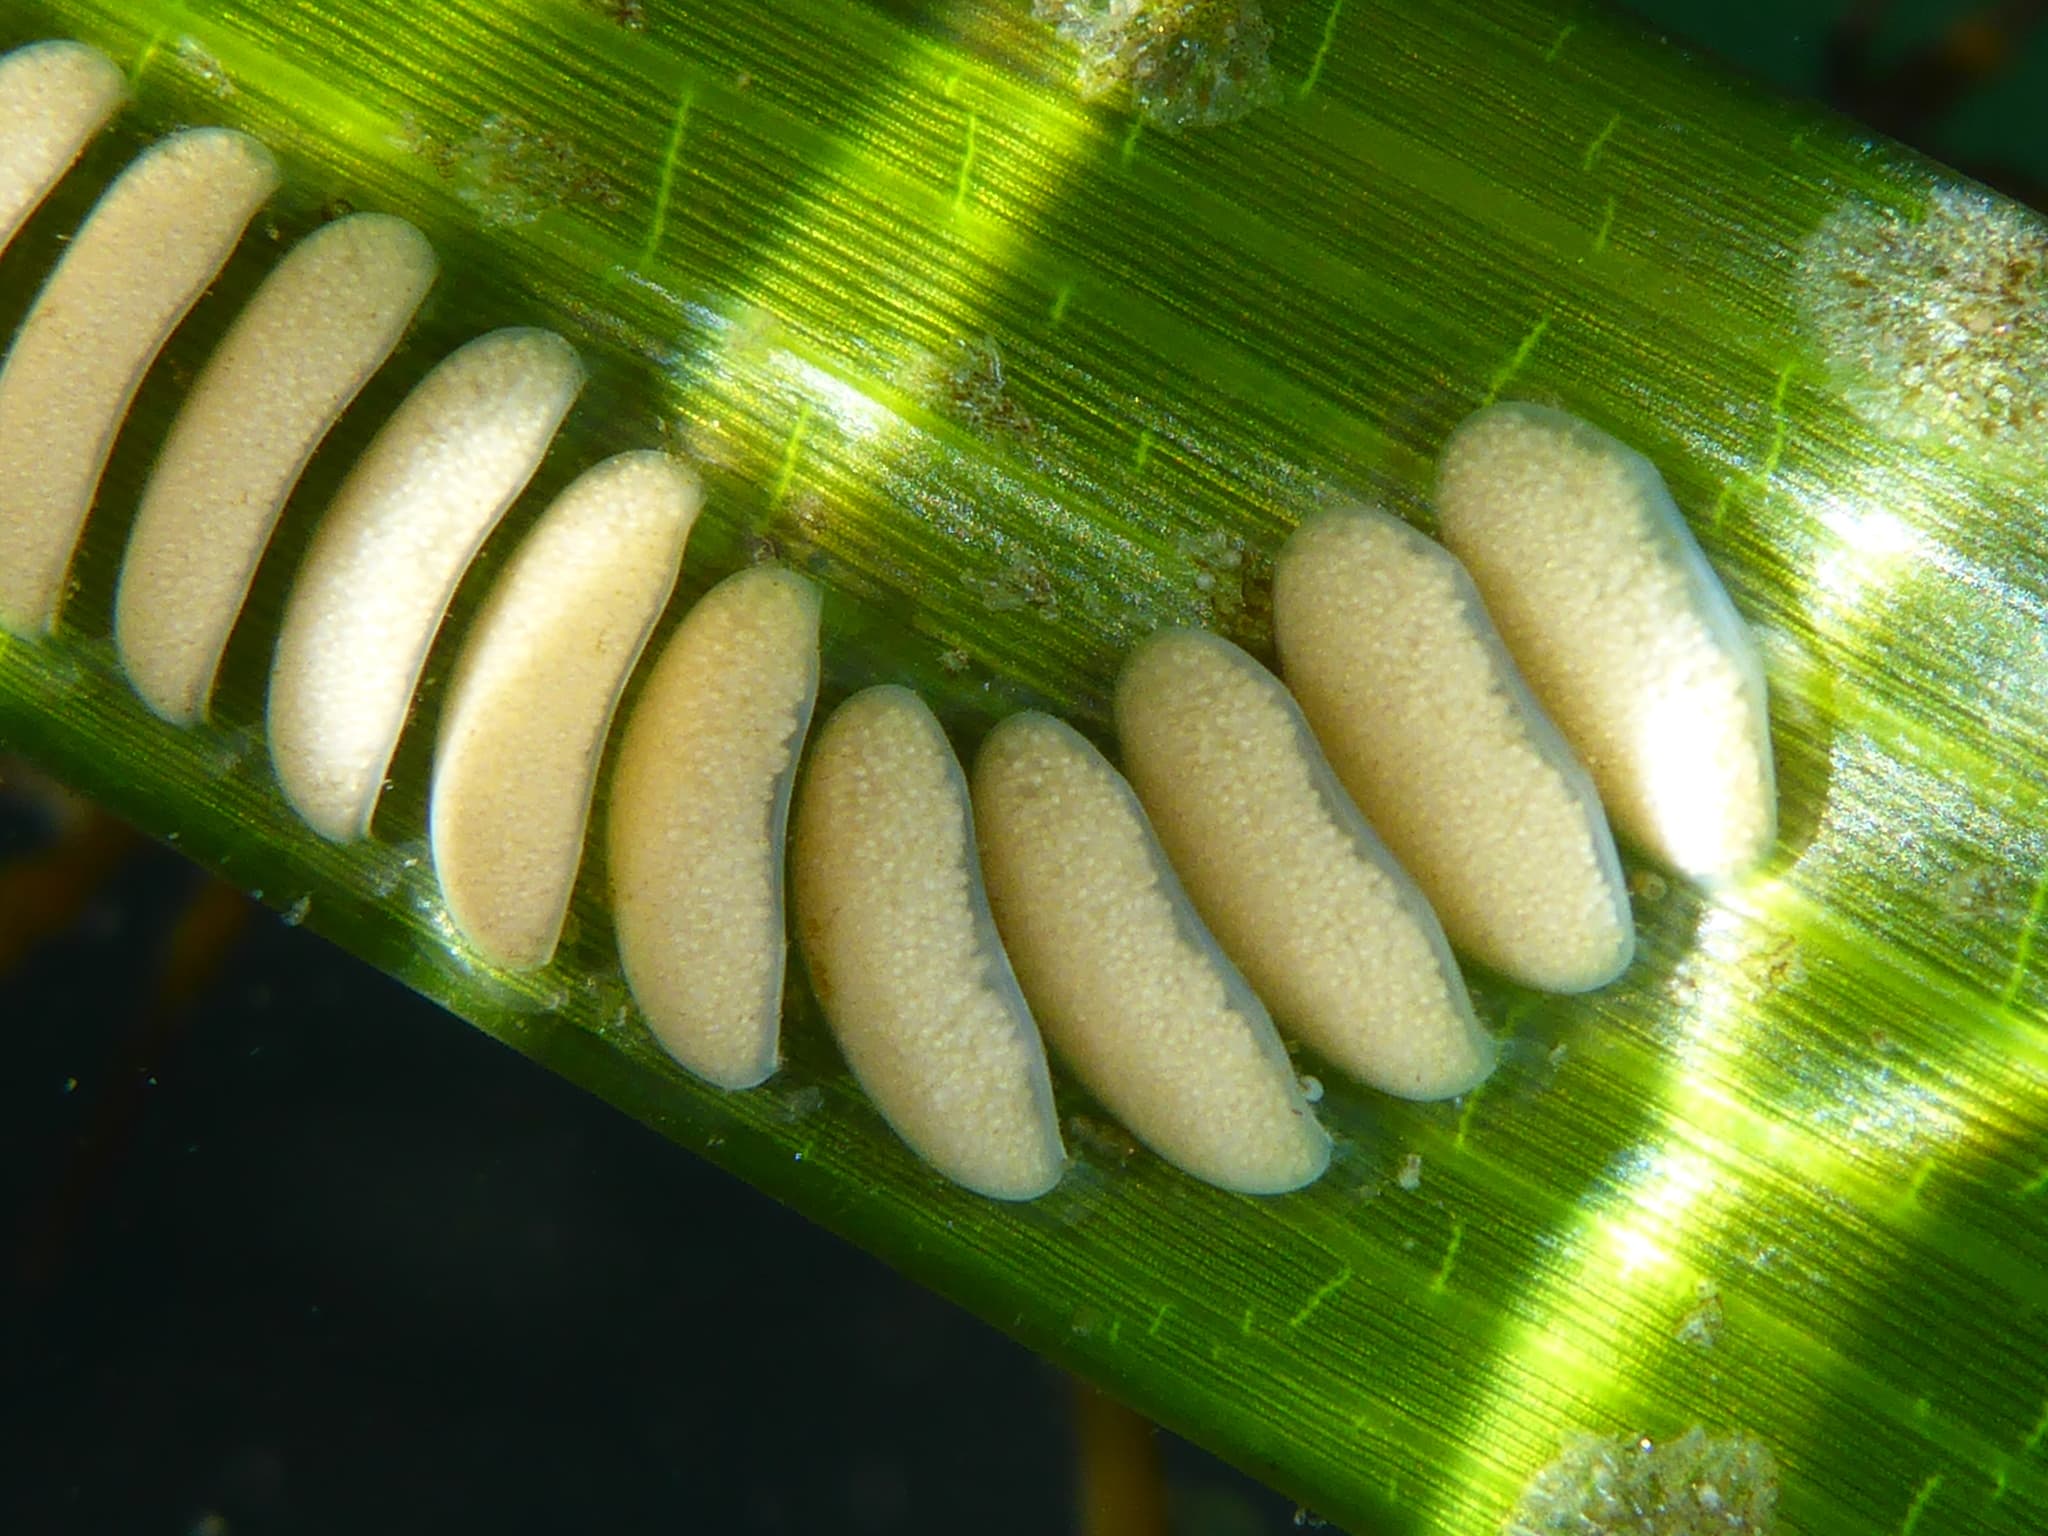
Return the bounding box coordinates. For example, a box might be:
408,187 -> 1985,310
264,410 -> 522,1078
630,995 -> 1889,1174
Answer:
0,39 -> 1778,1201
788,445 -> 1778,1199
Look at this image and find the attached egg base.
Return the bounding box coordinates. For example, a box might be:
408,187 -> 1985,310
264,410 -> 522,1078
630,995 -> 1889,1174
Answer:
792,686 -> 1065,1202
1273,507 -> 1633,993
117,211 -> 438,723
974,711 -> 1330,1196
0,41 -> 124,258
1116,628 -> 1494,1101
610,564 -> 822,1092
430,450 -> 699,973
266,326 -> 584,842
1436,401 -> 1777,884
0,127 -> 279,635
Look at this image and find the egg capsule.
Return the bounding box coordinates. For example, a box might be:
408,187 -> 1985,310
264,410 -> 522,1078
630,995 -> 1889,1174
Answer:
1435,403 -> 1777,883
610,565 -> 821,1091
973,711 -> 1329,1196
0,40 -> 124,258
791,686 -> 1065,1201
429,451 -> 699,972
0,127 -> 279,635
117,212 -> 438,723
267,327 -> 584,842
1116,629 -> 1495,1098
1273,508 -> 1632,993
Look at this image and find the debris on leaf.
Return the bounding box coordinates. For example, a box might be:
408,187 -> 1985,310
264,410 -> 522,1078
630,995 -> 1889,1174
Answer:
1033,0 -> 1275,129
1502,1427 -> 1777,1535
407,112 -> 624,228
1396,1152 -> 1423,1191
1799,181 -> 2047,465
1674,1279 -> 1725,1350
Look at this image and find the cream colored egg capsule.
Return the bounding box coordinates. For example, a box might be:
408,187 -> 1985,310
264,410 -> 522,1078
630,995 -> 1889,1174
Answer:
973,711 -> 1330,1195
1272,509 -> 1633,993
609,565 -> 821,1092
117,212 -> 438,723
0,41 -> 124,258
1115,629 -> 1495,1099
1435,403 -> 1777,883
267,327 -> 584,842
429,451 -> 700,972
0,127 -> 279,635
791,686 -> 1065,1201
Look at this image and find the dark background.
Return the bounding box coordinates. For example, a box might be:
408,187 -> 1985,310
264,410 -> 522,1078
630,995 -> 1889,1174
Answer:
5,4 -> 2045,1534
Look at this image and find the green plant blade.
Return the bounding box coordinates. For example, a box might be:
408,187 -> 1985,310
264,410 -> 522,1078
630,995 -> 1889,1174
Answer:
2,1 -> 2045,1532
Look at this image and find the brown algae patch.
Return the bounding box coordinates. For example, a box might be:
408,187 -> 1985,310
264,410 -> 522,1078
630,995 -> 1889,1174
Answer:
407,112 -> 624,229
912,337 -> 1036,440
1799,181 -> 2047,461
1503,1428 -> 1777,1535
1034,0 -> 1275,129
